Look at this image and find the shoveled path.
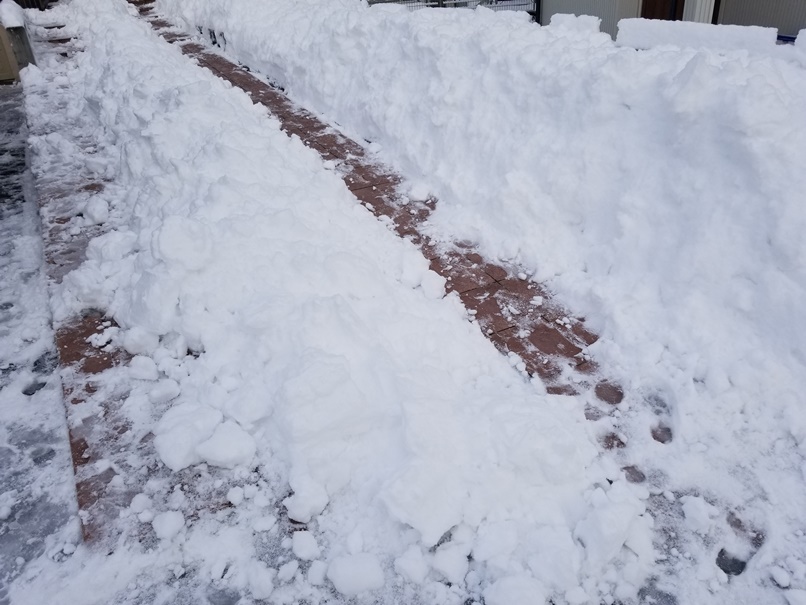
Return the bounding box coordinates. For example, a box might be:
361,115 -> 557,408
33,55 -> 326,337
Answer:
0,84 -> 76,602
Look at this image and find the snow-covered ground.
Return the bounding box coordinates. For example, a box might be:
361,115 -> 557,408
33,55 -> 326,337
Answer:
0,84 -> 77,605
154,0 -> 806,601
5,0 -> 806,603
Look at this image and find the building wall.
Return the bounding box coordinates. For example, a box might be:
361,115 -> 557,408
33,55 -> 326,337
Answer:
718,0 -> 806,37
0,29 -> 20,82
682,0 -> 715,23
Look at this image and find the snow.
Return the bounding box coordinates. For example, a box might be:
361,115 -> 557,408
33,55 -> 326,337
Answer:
394,545 -> 429,584
483,574 -> 547,605
292,531 -> 321,561
128,355 -> 158,381
617,17 -> 778,52
194,420 -> 256,469
82,196 -> 109,225
147,378 -> 180,404
0,0 -> 24,28
8,0 -> 806,603
225,485 -> 244,506
0,83 -> 77,602
153,0 -> 806,601
680,494 -> 719,534
772,566 -> 792,588
326,553 -> 385,596
151,510 -> 185,540
276,559 -> 299,583
129,493 -> 152,513
550,12 -> 600,34
16,1 -> 628,602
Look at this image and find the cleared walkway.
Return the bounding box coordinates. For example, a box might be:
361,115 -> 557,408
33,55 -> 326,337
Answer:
0,83 -> 76,604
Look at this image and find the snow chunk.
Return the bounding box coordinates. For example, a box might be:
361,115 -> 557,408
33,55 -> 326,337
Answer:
771,566 -> 791,588
121,327 -> 159,356
248,560 -> 275,599
148,379 -> 180,404
394,546 -> 429,585
419,271 -> 445,300
484,575 -> 547,605
129,493 -> 152,513
153,403 -> 223,471
574,483 -> 648,571
277,560 -> 299,583
195,421 -> 256,469
152,511 -> 185,540
526,526 -> 581,590
433,543 -> 469,585
550,13 -> 601,34
308,560 -> 328,585
617,18 -> 777,52
327,553 -> 385,596
226,486 -> 244,506
129,355 -> 159,381
292,531 -> 321,561
83,198 -> 109,225
0,0 -> 24,28
283,475 -> 328,523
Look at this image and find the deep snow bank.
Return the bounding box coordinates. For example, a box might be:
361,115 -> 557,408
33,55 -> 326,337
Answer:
16,0 -> 656,603
155,0 -> 806,601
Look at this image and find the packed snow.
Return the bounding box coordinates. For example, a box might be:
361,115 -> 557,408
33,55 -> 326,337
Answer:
0,0 -> 25,28
5,0 -> 806,603
616,17 -> 777,51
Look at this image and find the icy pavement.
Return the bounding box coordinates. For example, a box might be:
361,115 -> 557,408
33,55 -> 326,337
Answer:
0,84 -> 77,604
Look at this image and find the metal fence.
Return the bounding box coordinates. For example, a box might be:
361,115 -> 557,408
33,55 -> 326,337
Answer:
11,0 -> 52,9
367,0 -> 539,16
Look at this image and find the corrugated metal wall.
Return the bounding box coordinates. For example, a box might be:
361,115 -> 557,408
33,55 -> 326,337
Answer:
541,0 -> 641,37
719,0 -> 806,37
682,0 -> 716,23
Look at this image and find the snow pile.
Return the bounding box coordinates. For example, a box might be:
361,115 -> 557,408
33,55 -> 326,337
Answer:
617,18 -> 778,52
17,0 -> 654,603
154,0 -> 806,601
0,0 -> 25,28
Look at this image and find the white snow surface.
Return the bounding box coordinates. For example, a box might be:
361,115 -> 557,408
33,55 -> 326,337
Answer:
152,0 -> 806,602
617,17 -> 778,52
10,0 -> 806,602
0,0 -> 24,28
12,0 -> 658,604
